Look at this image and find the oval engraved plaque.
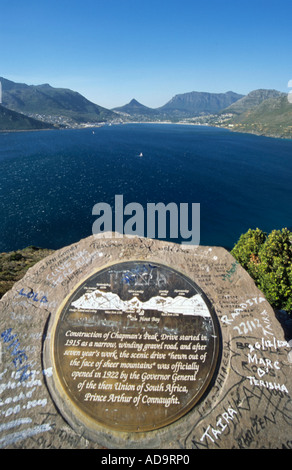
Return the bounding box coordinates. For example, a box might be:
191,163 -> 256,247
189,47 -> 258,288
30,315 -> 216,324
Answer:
51,261 -> 221,433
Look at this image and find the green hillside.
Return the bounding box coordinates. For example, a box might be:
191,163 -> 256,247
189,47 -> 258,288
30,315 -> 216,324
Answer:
0,104 -> 55,131
227,94 -> 292,138
0,77 -> 117,125
223,89 -> 283,114
0,246 -> 54,298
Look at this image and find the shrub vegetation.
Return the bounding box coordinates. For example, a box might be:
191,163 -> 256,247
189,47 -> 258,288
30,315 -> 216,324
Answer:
231,228 -> 292,313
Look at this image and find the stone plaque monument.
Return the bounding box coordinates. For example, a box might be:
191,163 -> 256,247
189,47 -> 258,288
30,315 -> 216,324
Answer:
48,261 -> 220,435
0,234 -> 291,449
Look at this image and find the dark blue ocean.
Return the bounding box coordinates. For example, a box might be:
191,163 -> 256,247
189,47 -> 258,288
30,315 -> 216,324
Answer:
0,123 -> 291,252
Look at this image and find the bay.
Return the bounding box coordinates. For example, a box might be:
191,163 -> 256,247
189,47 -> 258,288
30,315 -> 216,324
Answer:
0,123 -> 291,252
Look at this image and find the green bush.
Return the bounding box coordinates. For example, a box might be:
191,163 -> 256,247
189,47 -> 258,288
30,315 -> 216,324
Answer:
8,252 -> 24,262
231,228 -> 292,313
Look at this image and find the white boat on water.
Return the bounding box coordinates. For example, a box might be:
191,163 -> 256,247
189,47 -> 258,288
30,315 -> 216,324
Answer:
138,152 -> 143,157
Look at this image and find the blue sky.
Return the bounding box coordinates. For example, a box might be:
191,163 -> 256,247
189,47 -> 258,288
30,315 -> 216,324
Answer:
1,0 -> 292,108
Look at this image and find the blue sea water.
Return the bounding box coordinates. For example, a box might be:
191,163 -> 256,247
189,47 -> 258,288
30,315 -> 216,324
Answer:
0,123 -> 291,252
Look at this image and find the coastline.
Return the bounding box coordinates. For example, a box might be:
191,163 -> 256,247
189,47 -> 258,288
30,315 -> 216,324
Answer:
126,121 -> 292,140
0,127 -> 57,133
1,120 -> 291,140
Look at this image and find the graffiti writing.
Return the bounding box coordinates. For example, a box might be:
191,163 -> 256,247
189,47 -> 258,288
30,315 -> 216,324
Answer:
0,329 -> 33,382
19,289 -> 48,304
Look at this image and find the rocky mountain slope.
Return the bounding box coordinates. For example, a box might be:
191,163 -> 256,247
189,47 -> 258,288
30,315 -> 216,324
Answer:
0,77 -> 117,125
0,103 -> 55,131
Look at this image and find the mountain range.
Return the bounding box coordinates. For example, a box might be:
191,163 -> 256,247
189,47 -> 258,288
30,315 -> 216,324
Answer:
158,90 -> 244,117
0,77 -> 116,127
112,98 -> 161,118
0,76 -> 291,138
223,89 -> 284,114
112,91 -> 244,120
222,91 -> 292,138
112,89 -> 292,138
71,289 -> 211,317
